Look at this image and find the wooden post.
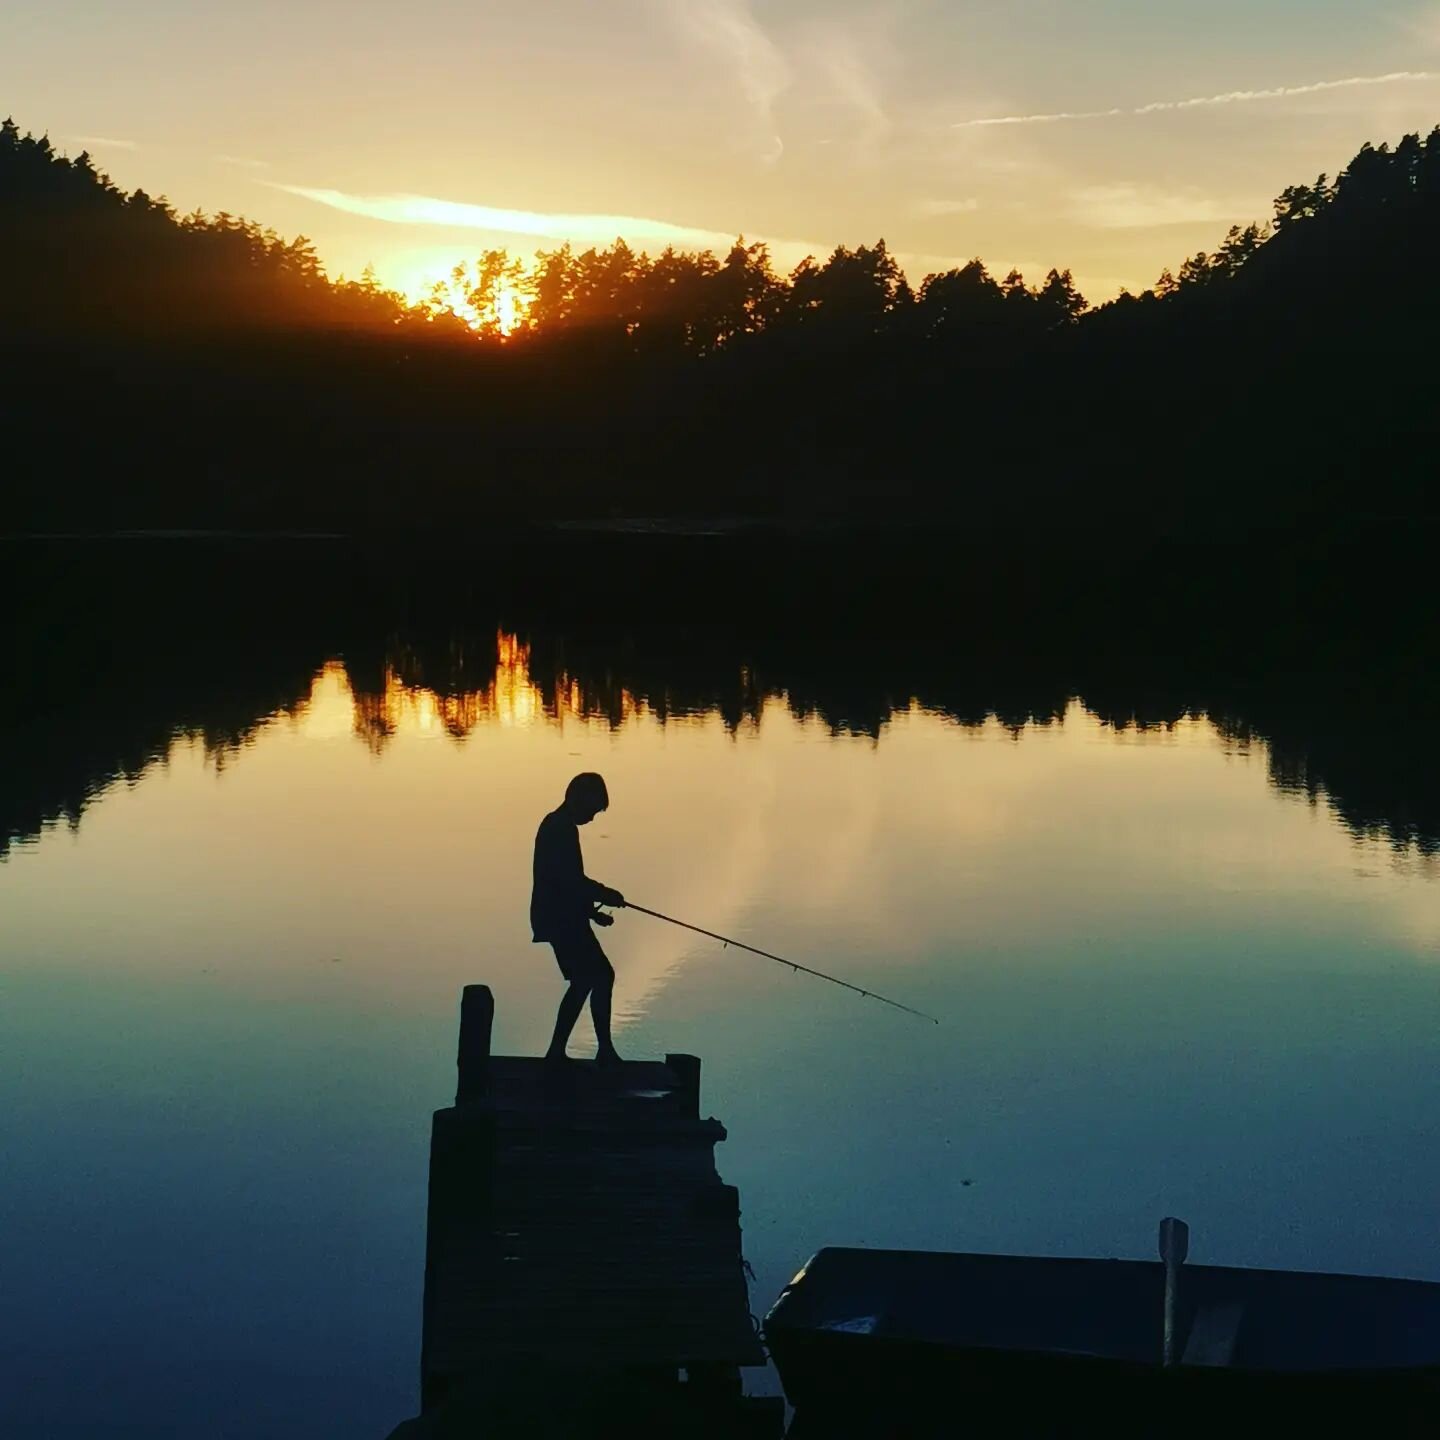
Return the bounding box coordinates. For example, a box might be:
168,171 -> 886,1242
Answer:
421,1103 -> 497,1411
456,985 -> 494,1105
666,1053 -> 701,1118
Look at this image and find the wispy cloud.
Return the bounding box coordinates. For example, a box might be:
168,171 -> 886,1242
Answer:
217,155 -> 269,170
660,0 -> 790,164
953,70 -> 1438,129
1066,184 -> 1248,230
809,24 -> 891,155
73,135 -> 138,151
276,183 -> 832,274
915,197 -> 979,218
275,185 -> 746,250
1404,5 -> 1440,49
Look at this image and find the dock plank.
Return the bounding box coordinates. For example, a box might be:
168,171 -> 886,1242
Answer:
422,1051 -> 766,1397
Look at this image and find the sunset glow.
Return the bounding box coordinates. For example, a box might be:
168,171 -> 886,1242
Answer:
437,278 -> 528,336
16,2 -> 1439,301
297,634 -> 656,748
10,1 -> 1440,1431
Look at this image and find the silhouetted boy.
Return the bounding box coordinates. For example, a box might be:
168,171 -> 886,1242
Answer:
532,772 -> 626,1064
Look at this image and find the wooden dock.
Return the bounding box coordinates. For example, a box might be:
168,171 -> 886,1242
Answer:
391,985 -> 778,1438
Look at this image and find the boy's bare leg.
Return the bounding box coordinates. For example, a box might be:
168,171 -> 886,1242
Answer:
546,981 -> 590,1061
591,967 -> 622,1065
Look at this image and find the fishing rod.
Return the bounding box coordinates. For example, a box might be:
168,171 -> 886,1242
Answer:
622,902 -> 940,1025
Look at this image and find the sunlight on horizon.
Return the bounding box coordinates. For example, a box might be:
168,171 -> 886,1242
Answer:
376,251 -> 530,333
15,4 -> 1440,309
425,278 -> 527,335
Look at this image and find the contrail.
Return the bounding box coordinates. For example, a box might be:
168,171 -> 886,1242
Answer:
954,70 -> 1437,129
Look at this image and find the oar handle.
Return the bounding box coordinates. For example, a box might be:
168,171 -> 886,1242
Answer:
1160,1217 -> 1189,1368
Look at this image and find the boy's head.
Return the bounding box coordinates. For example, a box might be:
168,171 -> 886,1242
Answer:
564,772 -> 609,824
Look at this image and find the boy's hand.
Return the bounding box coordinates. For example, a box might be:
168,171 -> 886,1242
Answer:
600,886 -> 626,908
593,910 -> 615,928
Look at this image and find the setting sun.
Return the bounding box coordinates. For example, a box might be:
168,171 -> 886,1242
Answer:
422,274 -> 529,335
382,250 -> 531,333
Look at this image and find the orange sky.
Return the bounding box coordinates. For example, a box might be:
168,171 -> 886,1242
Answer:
8,1 -> 1440,302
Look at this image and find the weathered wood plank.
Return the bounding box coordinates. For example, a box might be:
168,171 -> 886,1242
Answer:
1183,1300 -> 1245,1368
422,1030 -> 766,1410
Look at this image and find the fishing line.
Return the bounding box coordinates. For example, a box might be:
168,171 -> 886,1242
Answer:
623,902 -> 940,1025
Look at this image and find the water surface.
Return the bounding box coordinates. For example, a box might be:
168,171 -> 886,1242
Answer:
4,549 -> 1439,1437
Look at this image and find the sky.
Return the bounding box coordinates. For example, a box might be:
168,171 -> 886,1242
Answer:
6,0 -> 1440,301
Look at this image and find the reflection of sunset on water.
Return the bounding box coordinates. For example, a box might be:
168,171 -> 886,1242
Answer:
297,632 -> 661,751
8,599 -> 1440,1440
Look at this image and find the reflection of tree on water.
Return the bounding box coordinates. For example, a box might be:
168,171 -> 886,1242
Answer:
348,631 -> 626,748
0,544 -> 328,860
347,630 -> 747,742
1214,709 -> 1440,859
362,630 -> 1440,860
3,541 -> 1437,861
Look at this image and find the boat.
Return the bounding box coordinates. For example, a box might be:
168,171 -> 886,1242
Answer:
763,1221 -> 1440,1435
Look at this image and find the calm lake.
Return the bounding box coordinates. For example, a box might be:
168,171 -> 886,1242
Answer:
4,539 -> 1438,1437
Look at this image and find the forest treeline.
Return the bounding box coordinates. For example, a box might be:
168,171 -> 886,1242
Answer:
0,116 -> 1078,345
3,116 -> 1439,532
